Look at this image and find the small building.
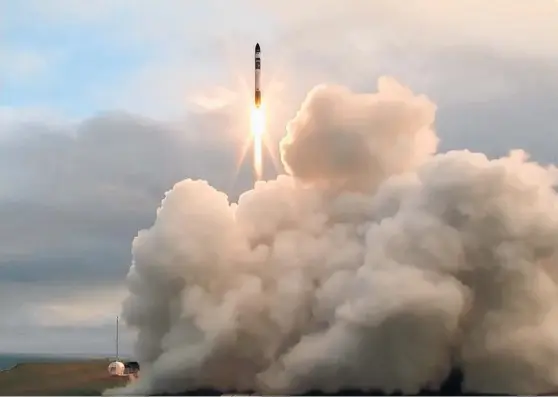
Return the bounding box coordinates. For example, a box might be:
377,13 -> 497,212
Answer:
125,361 -> 140,379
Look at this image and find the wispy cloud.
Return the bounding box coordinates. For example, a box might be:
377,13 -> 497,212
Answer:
0,47 -> 60,84
31,286 -> 129,328
5,0 -> 558,118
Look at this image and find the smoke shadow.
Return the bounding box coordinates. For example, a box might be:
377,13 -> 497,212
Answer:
155,368 -> 512,396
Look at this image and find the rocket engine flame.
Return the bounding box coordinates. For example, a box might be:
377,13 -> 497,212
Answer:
250,105 -> 266,181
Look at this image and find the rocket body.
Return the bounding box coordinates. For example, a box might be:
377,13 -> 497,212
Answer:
255,43 -> 261,107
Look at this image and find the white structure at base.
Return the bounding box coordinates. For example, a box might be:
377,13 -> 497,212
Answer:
108,361 -> 125,376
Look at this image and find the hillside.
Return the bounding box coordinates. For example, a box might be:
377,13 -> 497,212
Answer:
0,359 -> 128,395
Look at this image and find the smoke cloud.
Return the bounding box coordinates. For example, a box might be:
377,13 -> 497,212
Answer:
281,77 -> 438,191
106,76 -> 558,395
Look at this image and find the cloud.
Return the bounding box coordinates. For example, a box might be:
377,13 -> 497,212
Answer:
0,322 -> 135,356
0,281 -> 135,355
280,77 -> 438,189
7,0 -> 558,121
20,0 -> 134,24
72,0 -> 558,122
0,107 -> 71,137
24,0 -> 558,60
0,106 -> 257,353
0,47 -> 60,84
31,286 -> 129,328
258,0 -> 558,59
0,110 -> 250,275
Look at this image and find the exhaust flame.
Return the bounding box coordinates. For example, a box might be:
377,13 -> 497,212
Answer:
250,105 -> 266,181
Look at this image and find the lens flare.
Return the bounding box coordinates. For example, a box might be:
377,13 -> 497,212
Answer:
251,105 -> 266,181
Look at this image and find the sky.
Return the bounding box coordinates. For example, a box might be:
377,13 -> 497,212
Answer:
0,0 -> 557,356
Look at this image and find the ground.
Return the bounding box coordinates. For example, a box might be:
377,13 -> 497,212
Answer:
0,359 -> 128,396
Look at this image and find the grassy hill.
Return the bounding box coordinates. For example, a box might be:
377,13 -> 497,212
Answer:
0,359 -> 128,395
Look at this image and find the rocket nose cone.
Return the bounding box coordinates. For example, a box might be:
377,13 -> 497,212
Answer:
255,43 -> 260,52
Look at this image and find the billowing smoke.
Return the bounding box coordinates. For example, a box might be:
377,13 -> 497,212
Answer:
106,76 -> 558,395
281,78 -> 438,190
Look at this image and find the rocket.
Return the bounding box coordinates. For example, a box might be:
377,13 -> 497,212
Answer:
254,43 -> 261,108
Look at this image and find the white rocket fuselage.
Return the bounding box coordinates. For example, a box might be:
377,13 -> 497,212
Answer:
255,43 -> 261,107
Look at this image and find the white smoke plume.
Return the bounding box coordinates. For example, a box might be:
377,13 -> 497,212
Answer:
106,76 -> 558,395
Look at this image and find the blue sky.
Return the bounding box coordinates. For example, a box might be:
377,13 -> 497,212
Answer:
0,0 -> 558,356
2,0 -> 280,118
3,1 -> 165,117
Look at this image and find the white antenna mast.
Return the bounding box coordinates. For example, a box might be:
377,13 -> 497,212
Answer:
116,316 -> 119,361
107,316 -> 125,377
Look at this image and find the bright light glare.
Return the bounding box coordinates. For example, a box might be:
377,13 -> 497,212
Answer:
250,105 -> 266,181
